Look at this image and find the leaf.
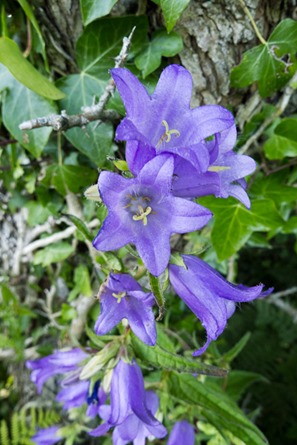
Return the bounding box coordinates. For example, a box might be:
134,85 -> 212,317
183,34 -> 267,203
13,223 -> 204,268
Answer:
224,370 -> 268,402
0,66 -> 58,158
263,118 -> 297,159
250,172 -> 297,205
25,202 -> 52,227
283,216 -> 297,234
57,16 -> 148,165
43,164 -> 97,196
160,0 -> 191,32
135,30 -> 183,77
230,19 -> 297,97
131,334 -> 227,377
221,332 -> 251,364
66,214 -> 94,242
80,0 -> 119,25
199,197 -> 284,260
68,265 -> 93,301
0,37 -> 64,99
167,372 -> 268,445
33,242 -> 75,267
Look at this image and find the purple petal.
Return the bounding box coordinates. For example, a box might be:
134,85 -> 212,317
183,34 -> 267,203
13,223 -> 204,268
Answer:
135,228 -> 171,276
92,212 -> 134,251
109,360 -> 131,425
108,272 -> 143,292
168,420 -> 195,445
123,294 -> 157,345
125,140 -> 156,175
32,426 -> 61,445
89,422 -> 111,437
170,197 -> 212,233
111,68 -> 151,120
138,154 -> 174,195
56,380 -> 88,409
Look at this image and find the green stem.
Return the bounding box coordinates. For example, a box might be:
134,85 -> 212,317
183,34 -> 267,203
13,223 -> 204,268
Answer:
149,273 -> 165,321
57,132 -> 63,166
239,0 -> 267,45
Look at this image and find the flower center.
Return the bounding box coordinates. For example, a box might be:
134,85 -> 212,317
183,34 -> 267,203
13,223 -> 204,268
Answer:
112,291 -> 126,303
124,194 -> 153,226
157,120 -> 180,148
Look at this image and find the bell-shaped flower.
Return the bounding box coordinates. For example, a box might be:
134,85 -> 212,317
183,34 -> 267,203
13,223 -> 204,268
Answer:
31,426 -> 62,445
111,65 -> 256,207
95,272 -> 156,346
93,155 -> 212,276
169,255 -> 273,356
26,348 -> 89,393
167,420 -> 195,445
90,359 -> 167,441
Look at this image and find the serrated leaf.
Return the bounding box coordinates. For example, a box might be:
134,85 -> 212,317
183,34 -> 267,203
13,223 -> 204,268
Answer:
230,19 -> 297,97
135,30 -> 183,77
160,0 -> 191,32
199,197 -> 284,260
80,0 -> 119,25
0,66 -> 57,157
167,372 -> 268,445
0,37 -> 64,99
263,118 -> 297,159
33,242 -> 75,266
131,334 -> 227,377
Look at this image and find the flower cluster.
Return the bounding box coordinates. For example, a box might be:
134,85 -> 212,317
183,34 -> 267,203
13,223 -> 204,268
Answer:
27,65 -> 272,445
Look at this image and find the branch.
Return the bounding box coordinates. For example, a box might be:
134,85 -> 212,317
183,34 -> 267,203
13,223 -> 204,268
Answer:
18,27 -> 135,132
266,287 -> 297,323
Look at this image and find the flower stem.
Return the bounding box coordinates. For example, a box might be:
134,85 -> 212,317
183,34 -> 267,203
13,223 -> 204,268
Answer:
239,0 -> 267,45
149,273 -> 165,321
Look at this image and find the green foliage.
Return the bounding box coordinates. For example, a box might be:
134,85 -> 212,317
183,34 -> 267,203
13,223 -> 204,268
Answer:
80,0 -> 119,25
263,118 -> 297,159
159,0 -> 191,32
135,30 -> 183,77
0,37 -> 63,99
33,242 -> 75,266
230,19 -> 297,97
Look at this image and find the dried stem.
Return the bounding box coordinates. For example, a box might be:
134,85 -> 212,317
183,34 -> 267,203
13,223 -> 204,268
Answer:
18,27 -> 136,132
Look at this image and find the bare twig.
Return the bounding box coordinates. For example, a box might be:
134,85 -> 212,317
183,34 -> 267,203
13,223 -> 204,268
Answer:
18,27 -> 136,132
266,287 -> 297,323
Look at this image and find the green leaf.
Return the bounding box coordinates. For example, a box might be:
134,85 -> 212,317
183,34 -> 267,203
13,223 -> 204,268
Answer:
263,118 -> 297,159
43,164 -> 97,196
33,242 -> 75,267
221,332 -> 251,364
283,216 -> 297,234
251,172 -> 297,204
131,334 -> 227,377
66,214 -> 94,242
224,370 -> 267,402
167,372 -> 268,445
199,197 -> 284,260
160,0 -> 191,32
25,202 -> 52,227
230,19 -> 297,97
135,30 -> 183,77
57,16 -> 148,165
80,0 -> 119,25
0,70 -> 58,157
0,37 -> 64,99
68,265 -> 92,301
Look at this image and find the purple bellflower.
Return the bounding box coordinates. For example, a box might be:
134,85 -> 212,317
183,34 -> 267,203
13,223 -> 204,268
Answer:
26,348 -> 89,394
93,155 -> 212,276
167,420 -> 195,445
90,359 -> 167,443
95,272 -> 156,346
32,426 -> 62,445
111,65 -> 256,207
27,349 -> 105,417
169,255 -> 273,356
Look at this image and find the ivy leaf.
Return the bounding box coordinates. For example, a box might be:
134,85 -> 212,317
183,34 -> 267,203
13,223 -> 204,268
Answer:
167,372 -> 268,445
160,0 -> 191,32
135,30 -> 183,77
58,16 -> 148,166
68,265 -> 92,301
80,0 -> 119,25
230,19 -> 297,97
263,118 -> 297,159
42,164 -> 97,196
0,66 -> 57,158
34,242 -> 75,266
131,334 -> 227,377
250,172 -> 297,205
0,37 -> 64,99
199,197 -> 284,260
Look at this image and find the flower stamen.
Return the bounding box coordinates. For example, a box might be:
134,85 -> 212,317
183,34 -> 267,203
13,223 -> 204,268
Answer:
112,291 -> 126,303
157,120 -> 180,147
208,166 -> 231,172
132,205 -> 152,226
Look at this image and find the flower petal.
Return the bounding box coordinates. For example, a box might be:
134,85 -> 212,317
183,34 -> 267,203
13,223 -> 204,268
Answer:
170,197 -> 212,233
168,420 -> 195,445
